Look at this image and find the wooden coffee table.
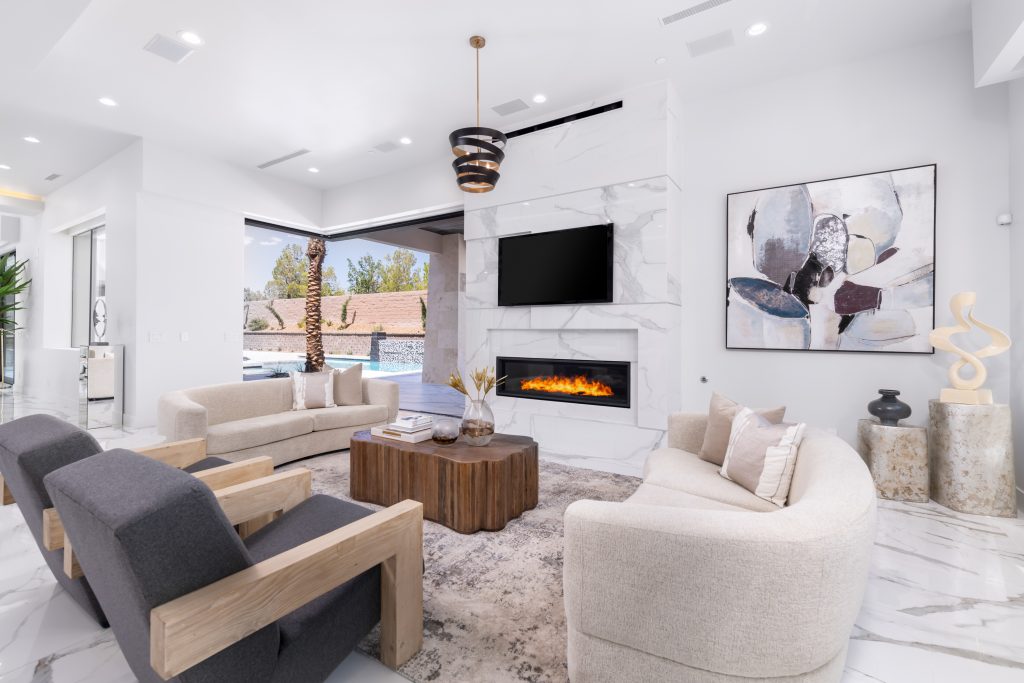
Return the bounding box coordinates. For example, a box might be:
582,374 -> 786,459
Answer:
349,431 -> 538,534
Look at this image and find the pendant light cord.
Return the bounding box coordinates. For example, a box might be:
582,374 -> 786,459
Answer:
475,46 -> 480,128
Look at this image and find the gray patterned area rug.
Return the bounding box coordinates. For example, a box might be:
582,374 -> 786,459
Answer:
282,451 -> 640,683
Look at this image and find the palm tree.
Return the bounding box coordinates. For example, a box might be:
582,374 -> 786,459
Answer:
304,237 -> 326,371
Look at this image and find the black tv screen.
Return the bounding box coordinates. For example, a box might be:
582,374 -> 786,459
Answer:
498,224 -> 613,306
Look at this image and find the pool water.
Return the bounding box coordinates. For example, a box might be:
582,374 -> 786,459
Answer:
327,358 -> 422,373
243,356 -> 421,380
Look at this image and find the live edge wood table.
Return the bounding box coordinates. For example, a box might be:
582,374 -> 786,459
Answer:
349,431 -> 539,534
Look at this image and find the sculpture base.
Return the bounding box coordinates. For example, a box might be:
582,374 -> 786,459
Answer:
939,388 -> 993,405
857,419 -> 929,502
928,400 -> 1015,517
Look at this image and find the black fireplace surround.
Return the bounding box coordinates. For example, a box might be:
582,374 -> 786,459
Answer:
496,356 -> 630,408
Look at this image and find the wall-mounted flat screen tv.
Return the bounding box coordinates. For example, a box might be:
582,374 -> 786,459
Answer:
498,224 -> 614,306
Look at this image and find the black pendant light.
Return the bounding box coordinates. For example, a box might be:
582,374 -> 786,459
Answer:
449,36 -> 507,193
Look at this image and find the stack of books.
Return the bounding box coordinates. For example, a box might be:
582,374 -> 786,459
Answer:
371,414 -> 434,443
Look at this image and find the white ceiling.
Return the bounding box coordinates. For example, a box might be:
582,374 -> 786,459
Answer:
0,0 -> 971,196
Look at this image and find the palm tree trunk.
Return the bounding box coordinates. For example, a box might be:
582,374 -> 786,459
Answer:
305,237 -> 326,371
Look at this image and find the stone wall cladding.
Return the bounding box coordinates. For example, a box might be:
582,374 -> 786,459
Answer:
379,338 -> 425,365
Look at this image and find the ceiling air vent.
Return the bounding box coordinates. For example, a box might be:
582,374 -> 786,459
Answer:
44,173 -> 61,181
686,30 -> 735,57
661,0 -> 734,26
492,99 -> 530,116
256,149 -> 310,169
143,34 -> 195,64
373,141 -> 399,153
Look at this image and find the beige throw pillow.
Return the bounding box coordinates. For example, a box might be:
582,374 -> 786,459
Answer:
291,371 -> 336,410
333,363 -> 363,406
720,407 -> 806,507
698,393 -> 786,465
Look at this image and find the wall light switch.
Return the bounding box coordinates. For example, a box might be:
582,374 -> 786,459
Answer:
180,332 -> 190,342
148,332 -> 164,343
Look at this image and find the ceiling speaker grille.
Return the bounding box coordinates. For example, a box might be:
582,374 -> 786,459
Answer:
686,30 -> 735,57
492,99 -> 530,116
143,34 -> 194,64
256,149 -> 310,169
661,0 -> 734,25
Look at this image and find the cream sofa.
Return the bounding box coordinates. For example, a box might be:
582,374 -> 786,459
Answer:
157,375 -> 398,465
563,413 -> 876,683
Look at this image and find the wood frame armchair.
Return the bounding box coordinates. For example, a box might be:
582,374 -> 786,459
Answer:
45,447 -> 425,682
42,438 -> 281,578
151,498 -> 424,678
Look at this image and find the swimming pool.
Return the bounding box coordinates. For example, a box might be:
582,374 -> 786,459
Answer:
242,355 -> 421,381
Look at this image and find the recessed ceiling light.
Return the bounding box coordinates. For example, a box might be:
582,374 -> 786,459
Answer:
655,56 -> 667,65
746,22 -> 769,37
98,97 -> 118,107
23,136 -> 40,143
399,137 -> 412,145
0,164 -> 10,170
532,94 -> 547,104
177,30 -> 204,46
308,167 -> 320,173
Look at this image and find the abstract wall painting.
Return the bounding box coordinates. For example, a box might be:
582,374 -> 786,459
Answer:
726,165 -> 935,353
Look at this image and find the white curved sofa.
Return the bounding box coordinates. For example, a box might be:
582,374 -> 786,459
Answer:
563,413 -> 876,683
157,375 -> 398,466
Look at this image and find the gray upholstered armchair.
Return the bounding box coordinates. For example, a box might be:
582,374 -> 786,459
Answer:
0,414 -> 275,625
0,414 -> 109,624
45,449 -> 423,682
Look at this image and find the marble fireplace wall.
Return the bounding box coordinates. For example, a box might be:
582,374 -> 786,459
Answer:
463,179 -> 681,472
460,82 -> 684,473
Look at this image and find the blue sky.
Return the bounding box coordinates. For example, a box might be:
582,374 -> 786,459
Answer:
244,225 -> 428,295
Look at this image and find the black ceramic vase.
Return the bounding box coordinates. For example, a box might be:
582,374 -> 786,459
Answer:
867,389 -> 912,427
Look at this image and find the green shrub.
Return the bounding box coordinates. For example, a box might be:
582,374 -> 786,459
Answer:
247,317 -> 269,332
338,296 -> 356,330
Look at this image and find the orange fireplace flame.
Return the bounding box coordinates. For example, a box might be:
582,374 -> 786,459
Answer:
520,375 -> 614,397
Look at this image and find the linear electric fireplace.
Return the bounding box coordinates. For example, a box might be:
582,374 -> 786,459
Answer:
496,356 -> 630,408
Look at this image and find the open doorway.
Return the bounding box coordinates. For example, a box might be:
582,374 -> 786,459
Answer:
241,215 -> 465,417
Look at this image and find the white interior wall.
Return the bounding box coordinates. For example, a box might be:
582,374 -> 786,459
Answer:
679,34 -> 1012,446
127,142 -> 325,426
321,162 -> 463,231
16,141 -> 142,416
1009,79 -> 1024,499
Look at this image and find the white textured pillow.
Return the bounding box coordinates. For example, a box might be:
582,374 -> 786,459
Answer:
720,407 -> 806,507
333,363 -> 363,406
291,370 -> 336,410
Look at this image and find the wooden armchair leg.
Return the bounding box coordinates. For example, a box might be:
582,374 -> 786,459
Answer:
380,510 -> 424,669
63,533 -> 83,579
1,475 -> 13,505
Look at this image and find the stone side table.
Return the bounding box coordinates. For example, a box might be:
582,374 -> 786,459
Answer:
857,419 -> 929,502
928,400 -> 1016,518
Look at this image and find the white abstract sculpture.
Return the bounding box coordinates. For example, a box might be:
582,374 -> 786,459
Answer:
928,292 -> 1011,405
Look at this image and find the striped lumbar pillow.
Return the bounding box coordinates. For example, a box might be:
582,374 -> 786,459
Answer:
291,370 -> 336,410
720,407 -> 806,507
